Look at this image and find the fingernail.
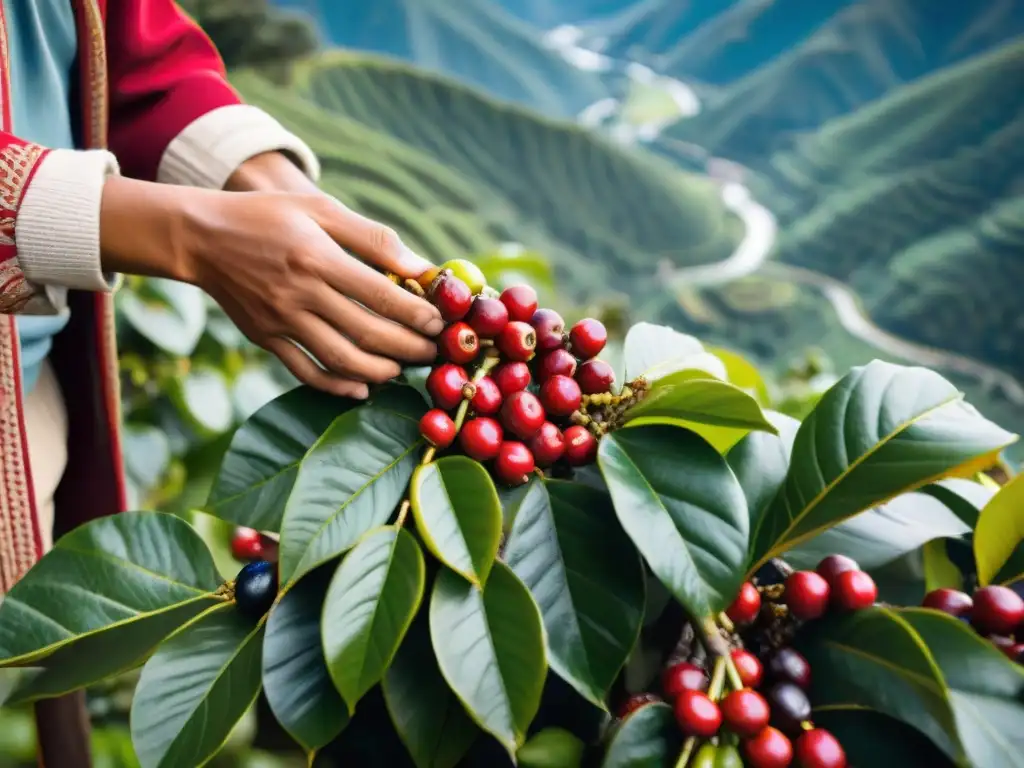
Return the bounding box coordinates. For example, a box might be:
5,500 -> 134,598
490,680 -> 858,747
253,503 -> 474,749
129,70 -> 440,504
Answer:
351,384 -> 369,400
399,244 -> 433,272
424,316 -> 445,336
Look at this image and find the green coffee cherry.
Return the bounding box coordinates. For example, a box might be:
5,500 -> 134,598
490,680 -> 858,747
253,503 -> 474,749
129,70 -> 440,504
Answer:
715,744 -> 744,768
517,727 -> 584,768
692,743 -> 718,768
441,258 -> 487,294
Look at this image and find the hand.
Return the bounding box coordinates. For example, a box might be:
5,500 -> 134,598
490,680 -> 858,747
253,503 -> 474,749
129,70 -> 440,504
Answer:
100,176 -> 442,399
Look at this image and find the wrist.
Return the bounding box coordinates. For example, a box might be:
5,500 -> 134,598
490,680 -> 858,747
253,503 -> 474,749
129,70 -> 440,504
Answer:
225,151 -> 319,194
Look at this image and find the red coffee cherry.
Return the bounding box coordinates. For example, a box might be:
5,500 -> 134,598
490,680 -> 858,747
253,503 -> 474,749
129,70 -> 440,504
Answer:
529,422 -> 565,467
497,320 -> 537,361
569,317 -> 607,360
795,728 -> 847,768
831,570 -> 877,612
494,441 -> 534,486
815,554 -> 860,586
438,322 -> 480,365
231,527 -> 264,561
971,585 -> 1024,635
576,359 -> 615,394
531,308 -> 566,352
744,727 -> 794,768
1001,642 -> 1024,663
419,409 -> 457,449
766,648 -> 811,689
785,571 -> 831,621
470,376 -> 502,415
726,582 -> 762,625
459,417 -> 503,461
563,425 -> 598,466
426,364 -> 469,410
493,361 -> 531,396
617,692 -> 662,718
721,689 -> 770,738
535,348 -> 577,382
661,662 -> 708,699
501,391 -> 546,440
922,588 -> 973,618
540,374 -> 582,417
430,274 -> 472,322
499,284 -> 538,323
466,296 -> 509,337
673,690 -> 722,738
731,649 -> 764,689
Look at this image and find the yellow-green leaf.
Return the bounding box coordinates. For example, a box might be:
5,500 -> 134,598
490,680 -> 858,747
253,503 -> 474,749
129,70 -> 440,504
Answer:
975,473 -> 1024,586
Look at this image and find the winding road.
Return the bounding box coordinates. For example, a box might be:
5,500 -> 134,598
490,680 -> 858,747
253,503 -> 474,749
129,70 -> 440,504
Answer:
671,179 -> 1024,407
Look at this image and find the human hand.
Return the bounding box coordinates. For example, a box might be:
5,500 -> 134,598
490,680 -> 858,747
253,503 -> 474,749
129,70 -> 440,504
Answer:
100,176 -> 442,399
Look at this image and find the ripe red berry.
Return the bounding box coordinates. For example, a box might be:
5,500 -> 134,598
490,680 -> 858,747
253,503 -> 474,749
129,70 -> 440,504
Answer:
576,359 -> 615,394
815,554 -> 860,586
731,649 -> 764,688
673,690 -> 722,738
617,692 -> 662,718
540,374 -> 582,417
767,648 -> 811,689
721,689 -> 770,738
431,274 -> 473,322
535,348 -> 577,382
727,582 -> 761,625
563,425 -> 598,466
922,588 -> 973,617
419,409 -> 457,449
661,662 -> 708,699
470,376 -> 502,415
231,527 -> 264,561
744,727 -> 794,768
438,322 -> 480,365
531,308 -> 566,352
529,422 -> 565,467
1001,642 -> 1024,663
494,441 -> 534,486
426,364 -> 469,410
465,297 -> 509,338
459,417 -> 503,461
971,585 -> 1024,635
795,728 -> 847,768
499,284 -> 538,323
497,320 -> 537,361
493,361 -> 531,396
831,570 -> 877,612
785,571 -> 831,621
569,318 -> 607,360
501,391 -> 546,440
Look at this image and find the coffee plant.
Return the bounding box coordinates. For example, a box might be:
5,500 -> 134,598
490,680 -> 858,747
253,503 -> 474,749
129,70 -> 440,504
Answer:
1,262 -> 1023,768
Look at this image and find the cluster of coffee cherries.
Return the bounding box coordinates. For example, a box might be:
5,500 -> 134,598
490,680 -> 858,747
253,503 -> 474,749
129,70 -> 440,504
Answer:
618,555 -> 878,767
921,583 -> 1024,663
413,260 -> 620,486
224,527 -> 279,619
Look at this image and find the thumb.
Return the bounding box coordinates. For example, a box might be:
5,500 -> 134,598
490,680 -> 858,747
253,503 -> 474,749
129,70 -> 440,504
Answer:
317,197 -> 434,280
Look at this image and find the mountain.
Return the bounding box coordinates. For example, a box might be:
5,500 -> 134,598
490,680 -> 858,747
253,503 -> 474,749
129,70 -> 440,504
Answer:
269,0 -> 607,116
232,57 -> 741,302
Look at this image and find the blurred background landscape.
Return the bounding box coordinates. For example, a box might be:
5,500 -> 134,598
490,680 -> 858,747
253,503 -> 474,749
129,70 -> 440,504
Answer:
3,0 -> 1023,764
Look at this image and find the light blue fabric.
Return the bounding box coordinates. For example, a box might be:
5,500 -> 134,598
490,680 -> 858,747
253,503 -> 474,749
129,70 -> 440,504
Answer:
5,0 -> 78,394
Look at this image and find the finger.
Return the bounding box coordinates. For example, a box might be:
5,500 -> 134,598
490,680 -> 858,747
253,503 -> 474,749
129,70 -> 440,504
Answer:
312,285 -> 437,364
293,312 -> 403,384
265,337 -> 370,400
318,200 -> 433,280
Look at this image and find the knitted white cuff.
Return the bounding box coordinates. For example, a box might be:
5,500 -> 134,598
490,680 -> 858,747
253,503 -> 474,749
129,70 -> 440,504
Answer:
16,149 -> 120,313
157,104 -> 321,190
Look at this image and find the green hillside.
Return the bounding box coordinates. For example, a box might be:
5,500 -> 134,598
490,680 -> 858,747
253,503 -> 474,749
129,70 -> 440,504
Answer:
232,59 -> 741,302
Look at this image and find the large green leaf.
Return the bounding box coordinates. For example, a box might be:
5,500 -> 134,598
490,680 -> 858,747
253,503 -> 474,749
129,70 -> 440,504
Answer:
130,604 -> 265,768
726,410 -> 801,534
206,385 -> 356,532
919,479 -> 997,528
749,361 -> 1017,569
262,567 -> 348,753
974,473 -> 1024,586
598,425 -> 749,617
812,709 -> 956,768
410,457 -> 502,587
504,479 -> 644,708
704,345 -> 771,405
622,323 -> 725,383
600,702 -> 681,768
383,613 -> 478,768
323,526 -> 425,713
429,563 -> 546,754
0,512 -> 221,668
278,385 -> 425,585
